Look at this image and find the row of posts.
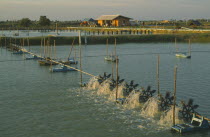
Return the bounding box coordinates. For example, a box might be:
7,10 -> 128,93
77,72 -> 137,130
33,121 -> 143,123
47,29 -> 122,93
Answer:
37,29 -> 153,35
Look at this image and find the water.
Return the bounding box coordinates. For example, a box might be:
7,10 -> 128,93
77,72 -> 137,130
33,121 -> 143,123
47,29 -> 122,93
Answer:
0,30 -> 139,38
1,42 -> 210,137
0,30 -> 78,37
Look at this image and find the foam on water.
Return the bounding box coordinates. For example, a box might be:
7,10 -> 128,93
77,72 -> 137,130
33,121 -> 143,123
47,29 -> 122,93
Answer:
97,80 -> 112,95
85,76 -> 185,131
115,83 -> 126,99
123,91 -> 141,109
140,97 -> 160,118
86,76 -> 100,90
158,106 -> 184,126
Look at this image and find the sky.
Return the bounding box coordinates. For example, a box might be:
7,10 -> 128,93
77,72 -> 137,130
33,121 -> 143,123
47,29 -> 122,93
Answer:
0,0 -> 210,21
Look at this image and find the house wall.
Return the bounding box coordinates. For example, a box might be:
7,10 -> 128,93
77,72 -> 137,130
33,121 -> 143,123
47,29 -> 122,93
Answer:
97,17 -> 130,27
115,17 -> 130,26
98,20 -> 103,26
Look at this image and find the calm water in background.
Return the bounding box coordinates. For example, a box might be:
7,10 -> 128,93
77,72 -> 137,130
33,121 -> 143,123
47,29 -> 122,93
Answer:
1,42 -> 210,137
0,30 -> 78,37
0,30 -> 140,38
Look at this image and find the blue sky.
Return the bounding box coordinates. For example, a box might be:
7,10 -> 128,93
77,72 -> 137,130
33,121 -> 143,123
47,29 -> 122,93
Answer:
0,0 -> 210,20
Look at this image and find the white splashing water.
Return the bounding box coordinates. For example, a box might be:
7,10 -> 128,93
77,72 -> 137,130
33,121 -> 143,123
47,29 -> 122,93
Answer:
84,76 -> 183,130
110,83 -> 126,100
97,80 -> 112,95
140,97 -> 160,118
158,106 -> 184,126
123,91 -> 141,109
86,76 -> 100,90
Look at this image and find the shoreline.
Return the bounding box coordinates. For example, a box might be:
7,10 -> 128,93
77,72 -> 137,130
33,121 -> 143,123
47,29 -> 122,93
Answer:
1,33 -> 210,46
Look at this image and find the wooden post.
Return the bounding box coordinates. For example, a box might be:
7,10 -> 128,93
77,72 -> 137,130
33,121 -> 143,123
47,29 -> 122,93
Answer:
23,38 -> 24,48
68,38 -> 75,60
189,39 -> 191,56
175,37 -> 178,52
114,38 -> 117,58
27,38 -> 30,51
74,41 -> 77,61
54,40 -> 56,59
112,54 -> 114,79
40,38 -> 43,57
79,31 -> 83,86
115,56 -> 119,101
27,28 -> 29,36
0,37 -> 1,48
50,44 -> 52,68
9,37 -> 12,50
15,37 -> 16,47
47,39 -> 50,57
173,66 -> 178,126
56,23 -> 58,35
4,37 -> 6,47
106,38 -> 108,57
157,55 -> 160,96
49,43 -> 52,59
84,31 -> 87,46
43,38 -> 46,57
79,30 -> 81,45
79,43 -> 83,86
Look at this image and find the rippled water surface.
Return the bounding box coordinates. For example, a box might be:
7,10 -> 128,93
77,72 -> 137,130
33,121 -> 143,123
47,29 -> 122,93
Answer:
1,42 -> 210,137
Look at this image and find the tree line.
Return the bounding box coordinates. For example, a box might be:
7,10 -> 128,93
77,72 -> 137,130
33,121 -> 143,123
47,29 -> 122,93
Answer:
0,16 -> 81,29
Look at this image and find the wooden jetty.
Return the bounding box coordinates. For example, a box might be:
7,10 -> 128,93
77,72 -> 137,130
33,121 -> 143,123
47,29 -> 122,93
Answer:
8,43 -> 95,77
66,27 -> 210,35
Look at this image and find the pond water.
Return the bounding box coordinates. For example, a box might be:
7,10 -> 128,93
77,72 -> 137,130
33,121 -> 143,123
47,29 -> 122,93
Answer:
0,42 -> 210,137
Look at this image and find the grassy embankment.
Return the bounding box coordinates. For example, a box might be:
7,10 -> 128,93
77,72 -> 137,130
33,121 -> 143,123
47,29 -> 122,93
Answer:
1,33 -> 210,46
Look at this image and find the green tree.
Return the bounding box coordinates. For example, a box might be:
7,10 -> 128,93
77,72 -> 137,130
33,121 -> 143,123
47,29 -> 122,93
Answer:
19,18 -> 31,27
39,16 -> 50,26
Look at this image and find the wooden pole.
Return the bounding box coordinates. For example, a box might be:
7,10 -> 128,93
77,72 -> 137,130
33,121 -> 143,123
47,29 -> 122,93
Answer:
74,43 -> 76,61
47,39 -> 50,57
54,40 -> 56,59
4,37 -> 6,47
50,44 -> 52,68
173,66 -> 178,126
43,38 -> 46,57
114,38 -> 117,58
40,38 -> 42,57
79,42 -> 83,86
56,23 -> 58,35
157,55 -> 160,96
9,37 -> 12,50
68,38 -> 75,59
189,39 -> 191,56
23,38 -> 24,48
79,30 -> 83,86
106,38 -> 108,57
27,38 -> 30,51
79,30 -> 81,45
84,31 -> 87,46
0,37 -> 1,48
112,57 -> 114,79
15,37 -> 16,47
115,56 -> 119,101
175,37 -> 178,52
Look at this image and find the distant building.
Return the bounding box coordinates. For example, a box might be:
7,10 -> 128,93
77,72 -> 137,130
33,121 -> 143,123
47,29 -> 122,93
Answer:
80,18 -> 97,27
96,15 -> 131,27
82,18 -> 95,22
161,20 -> 170,23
